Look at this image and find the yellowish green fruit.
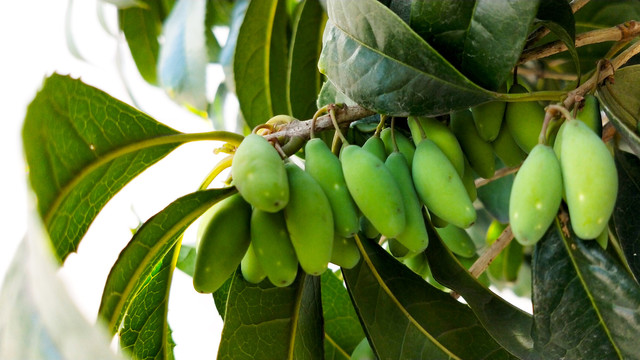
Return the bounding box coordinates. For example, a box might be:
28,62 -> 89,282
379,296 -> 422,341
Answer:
504,84 -> 545,154
450,109 -> 496,179
471,101 -> 506,141
241,243 -> 266,284
380,127 -> 415,167
284,163 -> 334,275
231,134 -> 288,212
492,122 -> 526,167
362,136 -> 386,161
436,224 -> 476,258
561,120 -> 618,239
193,194 -> 252,293
359,216 -> 380,239
251,209 -> 299,287
350,337 -> 376,360
330,236 -> 361,269
408,116 -> 465,177
575,94 -> 602,136
412,139 -> 476,228
461,158 -> 477,202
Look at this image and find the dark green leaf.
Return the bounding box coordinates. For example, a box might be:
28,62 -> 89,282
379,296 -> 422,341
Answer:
98,188 -> 235,335
343,236 -> 515,359
207,0 -> 234,26
212,276 -> 234,319
477,161 -> 514,224
316,80 -> 357,109
532,218 -> 640,359
119,243 -> 180,360
217,271 -> 324,360
233,0 -> 290,129
321,271 -> 364,358
0,217 -> 124,360
612,149 -> 640,283
383,0 -> 411,24
287,0 -> 327,120
158,0 -> 209,111
119,0 -> 162,84
176,244 -> 196,277
319,0 -> 494,117
460,0 -> 541,90
598,66 -> 640,157
22,74 -> 179,262
425,224 -> 535,359
533,0 -> 580,80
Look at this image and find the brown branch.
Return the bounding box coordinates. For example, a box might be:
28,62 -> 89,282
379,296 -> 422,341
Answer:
516,67 -> 579,81
469,225 -> 514,278
524,0 -> 591,49
474,165 -> 521,188
519,20 -> 640,65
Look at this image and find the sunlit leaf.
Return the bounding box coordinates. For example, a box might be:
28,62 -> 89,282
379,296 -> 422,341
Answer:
119,0 -> 163,84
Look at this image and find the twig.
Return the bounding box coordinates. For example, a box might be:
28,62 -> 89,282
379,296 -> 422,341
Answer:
516,66 -> 578,81
519,20 -> 640,65
524,0 -> 591,49
474,166 -> 521,188
469,225 -> 514,278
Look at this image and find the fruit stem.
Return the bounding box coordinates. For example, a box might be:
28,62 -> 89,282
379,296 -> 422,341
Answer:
199,155 -> 233,190
390,117 -> 399,153
310,105 -> 330,139
329,105 -> 350,145
474,166 -> 521,188
374,115 -> 387,137
494,90 -> 565,103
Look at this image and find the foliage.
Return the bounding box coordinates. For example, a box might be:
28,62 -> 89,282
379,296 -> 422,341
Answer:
6,0 -> 640,359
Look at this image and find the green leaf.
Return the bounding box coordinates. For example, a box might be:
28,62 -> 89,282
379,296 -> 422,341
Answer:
22,74 -> 178,262
425,223 -> 535,359
98,188 -> 235,335
460,0 -> 541,90
119,242 -> 180,360
321,271 -> 364,359
316,80 -> 357,109
158,0 -> 209,111
118,0 -> 163,84
612,149 -> 640,283
234,0 -> 290,129
208,82 -> 229,130
532,218 -> 640,358
217,271 -> 324,360
0,213 -> 124,360
343,236 -> 515,359
319,0 -> 494,117
176,244 -> 196,277
533,0 -> 580,81
287,0 -> 327,120
477,161 -> 514,224
598,66 -> 640,157
219,0 -> 250,94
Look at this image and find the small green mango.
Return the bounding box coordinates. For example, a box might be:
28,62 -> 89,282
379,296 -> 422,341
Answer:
471,101 -> 506,141
241,243 -> 266,284
504,84 -> 545,154
362,136 -> 387,161
436,224 -> 476,258
330,235 -> 361,269
450,109 -> 496,179
408,116 -> 465,177
461,158 -> 478,202
251,209 -> 299,287
492,121 -> 526,168
576,94 -> 602,136
380,127 -> 415,167
350,337 -> 376,360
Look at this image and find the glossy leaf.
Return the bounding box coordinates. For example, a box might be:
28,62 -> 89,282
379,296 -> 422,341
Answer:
119,243 -> 179,359
212,276 -> 234,320
425,223 -> 535,359
343,235 -> 515,359
316,80 -> 357,109
460,0 -> 541,90
22,74 -> 180,262
99,188 -> 235,335
234,0 -> 290,128
217,271 -> 324,360
533,0 -> 580,80
321,271 -> 364,359
477,161 -> 514,224
176,243 -> 196,277
532,218 -> 640,358
118,0 -> 162,84
319,0 -> 494,117
0,215 -> 124,360
158,0 -> 209,111
287,0 -> 327,120
612,149 -> 640,283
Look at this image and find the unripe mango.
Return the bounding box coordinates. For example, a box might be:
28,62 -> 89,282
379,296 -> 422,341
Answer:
450,110 -> 495,179
251,209 -> 299,287
461,158 -> 477,202
408,116 -> 465,177
284,163 -> 334,275
231,134 -> 288,212
380,127 -> 415,167
305,138 -> 359,237
509,144 -> 563,246
330,235 -> 361,269
492,121 -> 526,167
241,243 -> 266,284
436,224 -> 476,258
471,101 -> 506,141
342,145 -> 406,238
504,84 -> 545,154
560,120 -> 618,239
412,139 -> 476,228
351,338 -> 376,360
388,238 -> 413,259
359,216 -> 380,239
193,194 -> 252,293
575,94 -> 602,136
385,152 -> 429,253
362,136 -> 386,161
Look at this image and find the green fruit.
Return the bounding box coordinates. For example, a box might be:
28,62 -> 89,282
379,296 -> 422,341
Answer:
504,84 -> 545,154
576,94 -> 602,136
461,158 -> 478,202
408,116 -> 465,177
450,109 -> 496,179
251,209 -> 299,287
456,255 -> 490,287
342,145 -> 406,238
436,224 -> 476,258
362,136 -> 386,161
561,120 -> 618,239
231,134 -> 289,212
385,152 -> 429,252
413,139 -> 476,228
359,216 -> 380,239
284,163 -> 334,275
388,238 -> 413,259
596,227 -> 608,249
403,252 -> 429,278
492,121 -> 526,167
193,194 -> 252,293
241,243 -> 266,284
509,144 -> 563,246
331,235 -> 361,269
350,337 -> 376,360
429,211 -> 449,228
305,138 -> 359,237
471,101 -> 506,141
380,128 -> 415,167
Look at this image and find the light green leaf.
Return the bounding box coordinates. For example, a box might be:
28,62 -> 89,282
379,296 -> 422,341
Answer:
217,271 -> 324,360
98,188 -> 235,335
158,0 -> 209,111
0,212 -> 124,360
176,244 -> 196,277
319,0 -> 494,116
